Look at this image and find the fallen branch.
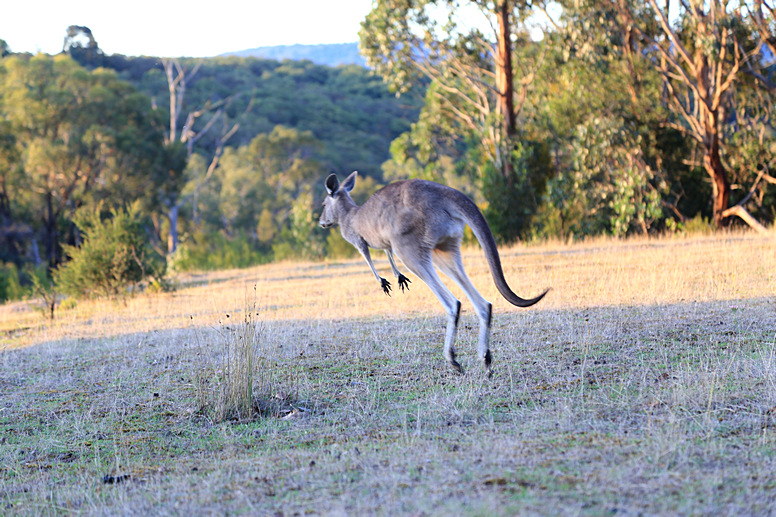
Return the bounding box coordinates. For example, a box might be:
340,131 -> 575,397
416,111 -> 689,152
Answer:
721,205 -> 769,234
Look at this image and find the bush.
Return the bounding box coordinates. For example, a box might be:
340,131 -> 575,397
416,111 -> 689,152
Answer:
535,116 -> 667,238
0,263 -> 24,302
481,143 -> 539,242
54,204 -> 167,299
325,231 -> 357,259
168,231 -> 268,272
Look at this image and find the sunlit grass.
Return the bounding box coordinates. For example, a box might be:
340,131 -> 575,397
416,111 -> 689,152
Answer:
1,231 -> 772,350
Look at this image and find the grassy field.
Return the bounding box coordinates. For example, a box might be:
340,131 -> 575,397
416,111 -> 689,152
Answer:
1,232 -> 775,515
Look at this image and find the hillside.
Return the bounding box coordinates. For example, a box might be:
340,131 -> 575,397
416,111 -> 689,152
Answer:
222,42 -> 366,67
0,46 -> 423,274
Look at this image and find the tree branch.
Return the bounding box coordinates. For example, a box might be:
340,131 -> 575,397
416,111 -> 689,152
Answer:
720,204 -> 769,233
646,0 -> 696,71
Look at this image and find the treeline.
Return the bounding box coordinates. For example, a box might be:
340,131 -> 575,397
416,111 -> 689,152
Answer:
363,0 -> 775,241
0,31 -> 421,301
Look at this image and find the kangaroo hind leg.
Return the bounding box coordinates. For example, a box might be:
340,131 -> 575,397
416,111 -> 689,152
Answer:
393,244 -> 463,373
432,246 -> 494,373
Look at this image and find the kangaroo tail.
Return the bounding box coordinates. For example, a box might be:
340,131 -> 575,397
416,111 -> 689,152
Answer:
459,194 -> 548,308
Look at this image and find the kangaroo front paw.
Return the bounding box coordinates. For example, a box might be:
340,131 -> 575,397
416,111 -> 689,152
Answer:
397,274 -> 411,293
380,278 -> 392,296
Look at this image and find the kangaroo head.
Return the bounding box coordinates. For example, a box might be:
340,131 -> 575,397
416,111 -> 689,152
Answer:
319,171 -> 358,228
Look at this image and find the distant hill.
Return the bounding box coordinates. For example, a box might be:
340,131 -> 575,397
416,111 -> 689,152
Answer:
222,42 -> 366,67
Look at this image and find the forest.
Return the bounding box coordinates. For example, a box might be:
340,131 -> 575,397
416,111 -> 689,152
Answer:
0,0 -> 774,302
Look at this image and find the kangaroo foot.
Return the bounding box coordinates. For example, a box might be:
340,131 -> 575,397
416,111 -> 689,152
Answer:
482,350 -> 493,378
448,358 -> 463,374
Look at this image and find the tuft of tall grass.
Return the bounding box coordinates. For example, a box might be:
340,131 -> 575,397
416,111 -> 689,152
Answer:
193,286 -> 276,422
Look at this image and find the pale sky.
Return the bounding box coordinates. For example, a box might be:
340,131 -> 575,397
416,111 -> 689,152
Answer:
1,0 -> 374,57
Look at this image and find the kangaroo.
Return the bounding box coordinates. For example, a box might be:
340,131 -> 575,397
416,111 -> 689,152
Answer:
319,171 -> 548,374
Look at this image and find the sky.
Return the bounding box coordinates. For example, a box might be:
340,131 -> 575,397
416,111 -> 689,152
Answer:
1,0 -> 374,58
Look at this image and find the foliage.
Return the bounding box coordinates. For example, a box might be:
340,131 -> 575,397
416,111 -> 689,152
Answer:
598,0 -> 775,229
361,0 -> 550,242
54,204 -> 166,299
0,53 -> 166,267
325,230 -> 358,259
273,188 -> 327,261
0,263 -> 23,302
127,57 -> 419,178
2,13 -> 775,281
527,13 -> 700,239
0,46 -> 421,276
0,263 -> 56,305
30,267 -> 58,320
168,231 -> 269,273
480,141 -> 546,242
541,116 -> 666,238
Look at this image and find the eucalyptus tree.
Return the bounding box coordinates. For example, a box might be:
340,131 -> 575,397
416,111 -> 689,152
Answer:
741,0 -> 776,204
604,0 -> 773,231
0,54 -> 165,266
215,125 -> 323,255
155,58 -> 242,254
360,0 -> 548,240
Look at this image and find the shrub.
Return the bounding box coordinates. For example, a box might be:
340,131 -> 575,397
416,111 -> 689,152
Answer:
54,204 -> 167,299
168,231 -> 268,272
481,143 -> 539,242
193,288 -> 288,422
0,263 -> 24,302
30,267 -> 57,319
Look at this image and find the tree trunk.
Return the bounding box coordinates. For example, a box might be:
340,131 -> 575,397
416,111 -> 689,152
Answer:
495,0 -> 516,184
30,237 -> 41,266
695,41 -> 731,228
167,204 -> 179,254
698,67 -> 730,226
704,136 -> 730,227
45,191 -> 58,267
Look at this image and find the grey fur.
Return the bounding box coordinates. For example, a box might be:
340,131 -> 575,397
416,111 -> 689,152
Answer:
319,171 -> 548,373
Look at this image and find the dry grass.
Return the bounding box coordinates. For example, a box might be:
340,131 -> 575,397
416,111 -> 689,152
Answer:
1,231 -> 775,515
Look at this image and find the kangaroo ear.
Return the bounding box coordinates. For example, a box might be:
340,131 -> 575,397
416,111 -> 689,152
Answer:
325,173 -> 339,195
341,171 -> 358,193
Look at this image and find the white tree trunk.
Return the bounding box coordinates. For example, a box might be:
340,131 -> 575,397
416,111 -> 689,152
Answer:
167,204 -> 179,254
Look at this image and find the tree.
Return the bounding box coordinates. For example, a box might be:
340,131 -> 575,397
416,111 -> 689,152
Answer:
0,120 -> 29,263
611,0 -> 771,231
215,126 -> 322,245
751,1 -> 776,78
736,0 -> 776,216
63,25 -> 103,67
360,0 -> 547,240
54,204 -> 166,299
155,58 -> 242,254
0,54 -> 165,267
